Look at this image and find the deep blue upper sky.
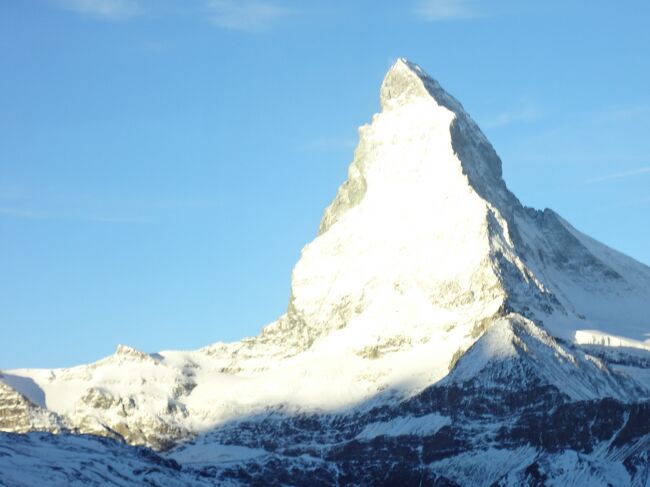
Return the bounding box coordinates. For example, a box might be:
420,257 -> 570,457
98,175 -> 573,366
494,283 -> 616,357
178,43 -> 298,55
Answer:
1,0 -> 649,368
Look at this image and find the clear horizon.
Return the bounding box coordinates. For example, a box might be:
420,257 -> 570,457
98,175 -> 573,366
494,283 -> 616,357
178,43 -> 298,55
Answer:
1,0 -> 649,369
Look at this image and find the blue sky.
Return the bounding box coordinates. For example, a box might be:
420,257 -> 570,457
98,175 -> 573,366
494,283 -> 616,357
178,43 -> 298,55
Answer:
1,0 -> 648,368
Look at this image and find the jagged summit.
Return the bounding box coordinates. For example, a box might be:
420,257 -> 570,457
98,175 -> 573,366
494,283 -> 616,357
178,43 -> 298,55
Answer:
301,58 -> 649,351
265,58 -> 517,357
319,57 -> 510,236
380,58 -> 463,113
380,58 -> 432,108
382,58 -> 514,213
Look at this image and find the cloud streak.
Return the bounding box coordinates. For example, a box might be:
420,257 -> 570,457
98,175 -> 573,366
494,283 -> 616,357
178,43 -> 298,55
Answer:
414,0 -> 483,21
205,0 -> 291,32
595,196 -> 650,211
54,0 -> 142,20
0,192 -> 221,224
51,0 -> 291,31
586,166 -> 650,184
590,104 -> 650,125
303,136 -> 357,152
482,100 -> 541,128
0,206 -> 148,223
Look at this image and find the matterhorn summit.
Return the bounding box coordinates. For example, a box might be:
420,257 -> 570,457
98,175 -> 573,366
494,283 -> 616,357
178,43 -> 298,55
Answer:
1,59 -> 649,486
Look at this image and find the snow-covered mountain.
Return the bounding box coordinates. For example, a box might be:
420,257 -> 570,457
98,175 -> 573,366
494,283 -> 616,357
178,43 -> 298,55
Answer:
1,59 -> 649,486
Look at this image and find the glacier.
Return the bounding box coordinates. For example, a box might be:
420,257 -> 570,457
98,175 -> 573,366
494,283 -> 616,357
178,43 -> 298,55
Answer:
1,58 -> 649,486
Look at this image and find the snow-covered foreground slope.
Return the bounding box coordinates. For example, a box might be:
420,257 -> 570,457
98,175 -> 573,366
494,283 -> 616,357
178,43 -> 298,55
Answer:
0,432 -> 205,487
1,58 -> 649,485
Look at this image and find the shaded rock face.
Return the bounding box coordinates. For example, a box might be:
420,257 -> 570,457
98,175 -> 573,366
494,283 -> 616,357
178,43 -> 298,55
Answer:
1,58 -> 650,485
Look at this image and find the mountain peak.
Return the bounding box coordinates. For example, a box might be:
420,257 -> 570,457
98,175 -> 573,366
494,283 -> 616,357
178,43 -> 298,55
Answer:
380,58 -> 464,115
282,59 -> 649,357
377,58 -> 512,211
380,58 -> 430,109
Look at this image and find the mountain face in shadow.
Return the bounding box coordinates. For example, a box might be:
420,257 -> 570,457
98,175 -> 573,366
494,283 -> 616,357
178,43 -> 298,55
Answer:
1,59 -> 649,486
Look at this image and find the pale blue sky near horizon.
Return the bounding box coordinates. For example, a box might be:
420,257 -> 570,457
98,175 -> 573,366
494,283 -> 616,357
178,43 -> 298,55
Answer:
1,0 -> 649,368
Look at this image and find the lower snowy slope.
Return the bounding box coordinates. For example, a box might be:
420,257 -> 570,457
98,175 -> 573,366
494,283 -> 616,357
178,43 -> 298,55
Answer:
2,309 -> 648,453
0,432 -> 205,487
3,334 -> 649,486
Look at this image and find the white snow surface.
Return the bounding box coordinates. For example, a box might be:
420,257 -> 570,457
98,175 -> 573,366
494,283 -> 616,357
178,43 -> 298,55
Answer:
356,413 -> 451,440
168,442 -> 267,465
432,446 -> 634,487
0,432 -> 214,487
1,58 -> 649,450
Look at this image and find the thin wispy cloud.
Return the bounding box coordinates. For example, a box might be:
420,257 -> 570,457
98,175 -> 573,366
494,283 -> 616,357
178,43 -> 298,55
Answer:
0,191 -> 220,223
594,196 -> 650,211
586,166 -> 650,184
502,99 -> 650,167
51,0 -> 292,31
54,0 -> 142,20
0,206 -> 148,223
623,196 -> 650,208
206,0 -> 291,32
590,104 -> 650,125
414,0 -> 483,21
482,99 -> 541,128
304,137 -> 357,152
